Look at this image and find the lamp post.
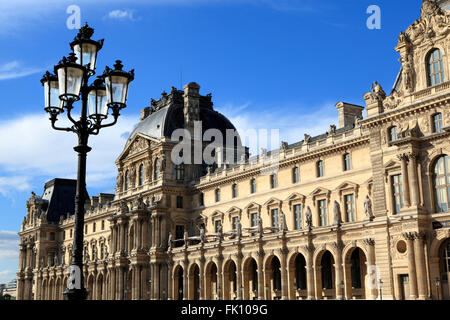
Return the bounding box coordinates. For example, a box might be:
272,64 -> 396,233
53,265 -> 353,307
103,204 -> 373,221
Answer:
41,23 -> 134,301
434,278 -> 440,300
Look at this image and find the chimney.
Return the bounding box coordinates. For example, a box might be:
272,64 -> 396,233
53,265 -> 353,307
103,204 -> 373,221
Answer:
183,82 -> 201,126
335,102 -> 364,128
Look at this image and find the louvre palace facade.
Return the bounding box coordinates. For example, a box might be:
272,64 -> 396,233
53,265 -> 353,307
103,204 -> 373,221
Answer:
16,0 -> 450,300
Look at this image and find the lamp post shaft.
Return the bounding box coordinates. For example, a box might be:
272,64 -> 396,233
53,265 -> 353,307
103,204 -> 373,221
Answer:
63,79 -> 91,301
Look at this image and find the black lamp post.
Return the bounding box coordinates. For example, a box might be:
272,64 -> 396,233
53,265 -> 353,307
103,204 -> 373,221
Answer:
434,278 -> 440,300
41,23 -> 134,301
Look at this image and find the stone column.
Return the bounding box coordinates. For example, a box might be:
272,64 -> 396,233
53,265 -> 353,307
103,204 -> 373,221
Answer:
414,233 -> 428,300
408,153 -> 420,207
363,238 -> 377,299
403,232 -> 418,299
257,252 -> 265,300
280,248 -> 289,300
199,258 -> 205,300
334,241 -> 344,300
305,245 -> 315,300
18,244 -> 25,271
399,154 -> 411,207
236,253 -> 243,300
118,266 -> 124,300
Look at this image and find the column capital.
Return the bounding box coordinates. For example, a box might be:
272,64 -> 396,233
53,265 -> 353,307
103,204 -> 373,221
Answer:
397,153 -> 409,161
402,232 -> 416,241
407,152 -> 419,160
332,240 -> 345,251
303,244 -> 315,253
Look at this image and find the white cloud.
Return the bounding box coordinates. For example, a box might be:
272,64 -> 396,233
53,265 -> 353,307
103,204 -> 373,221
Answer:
107,9 -> 138,21
217,101 -> 337,155
0,113 -> 138,193
0,61 -> 42,81
0,231 -> 19,261
0,270 -> 16,283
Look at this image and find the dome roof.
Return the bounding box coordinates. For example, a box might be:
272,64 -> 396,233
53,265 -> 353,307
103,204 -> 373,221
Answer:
126,87 -> 238,145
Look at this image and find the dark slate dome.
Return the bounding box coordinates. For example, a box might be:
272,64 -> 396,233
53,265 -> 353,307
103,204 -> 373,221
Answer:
126,86 -> 239,145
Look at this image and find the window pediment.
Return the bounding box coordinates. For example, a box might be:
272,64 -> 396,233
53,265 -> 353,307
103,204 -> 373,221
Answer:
226,206 -> 242,222
285,193 -> 306,206
310,187 -> 331,203
334,181 -> 359,199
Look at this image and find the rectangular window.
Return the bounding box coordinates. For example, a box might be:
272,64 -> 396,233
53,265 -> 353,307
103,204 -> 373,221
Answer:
270,174 -> 277,189
232,184 -> 238,198
232,217 -> 239,230
250,179 -> 256,194
317,161 -> 324,177
175,225 -> 184,240
70,229 -> 73,238
214,220 -> 222,233
318,200 -> 327,226
251,213 -> 259,227
271,208 -> 279,229
50,232 -> 55,241
392,174 -> 404,214
345,194 -> 355,222
176,196 -> 183,209
199,193 -> 204,206
294,204 -> 302,230
93,222 -> 96,233
344,153 -> 351,171
215,189 -> 220,202
433,113 -> 443,133
101,220 -> 105,230
293,167 -> 299,183
62,231 -> 65,240
85,225 -> 88,234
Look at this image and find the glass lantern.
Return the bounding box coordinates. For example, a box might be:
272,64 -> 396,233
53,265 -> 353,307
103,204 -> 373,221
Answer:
41,71 -> 63,114
88,78 -> 108,121
70,23 -> 104,74
54,53 -> 85,101
103,60 -> 134,109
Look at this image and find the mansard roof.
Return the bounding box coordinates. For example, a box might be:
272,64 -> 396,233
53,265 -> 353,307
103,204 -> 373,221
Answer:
126,86 -> 237,145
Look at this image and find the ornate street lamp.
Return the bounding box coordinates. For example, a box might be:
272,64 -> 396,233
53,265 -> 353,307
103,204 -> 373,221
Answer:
41,23 -> 134,301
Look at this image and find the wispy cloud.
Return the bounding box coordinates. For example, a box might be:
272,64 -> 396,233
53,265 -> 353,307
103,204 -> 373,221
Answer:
107,9 -> 139,21
217,101 -> 337,155
0,231 -> 19,262
0,61 -> 42,81
0,113 -> 138,194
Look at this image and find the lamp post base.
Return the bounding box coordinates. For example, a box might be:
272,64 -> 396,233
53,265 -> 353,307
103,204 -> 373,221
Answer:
63,288 -> 88,301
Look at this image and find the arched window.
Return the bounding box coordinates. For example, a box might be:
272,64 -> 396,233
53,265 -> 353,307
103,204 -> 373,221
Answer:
124,170 -> 129,190
317,160 -> 324,177
154,158 -> 160,180
174,163 -> 185,181
433,113 -> 443,133
428,49 -> 445,87
389,126 -> 398,142
433,155 -> 450,213
138,164 -> 144,186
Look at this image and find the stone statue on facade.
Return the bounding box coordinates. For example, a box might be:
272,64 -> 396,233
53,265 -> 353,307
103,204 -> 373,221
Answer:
280,211 -> 288,233
116,172 -> 124,190
160,154 -> 167,172
305,206 -> 313,231
135,194 -> 146,210
371,81 -> 386,101
236,220 -> 242,239
199,226 -> 206,244
168,232 -> 173,250
257,215 -> 264,237
401,54 -> 414,93
84,246 -> 90,262
364,195 -> 375,221
333,200 -> 342,227
119,200 -> 129,215
183,231 -> 189,247
92,245 -> 98,261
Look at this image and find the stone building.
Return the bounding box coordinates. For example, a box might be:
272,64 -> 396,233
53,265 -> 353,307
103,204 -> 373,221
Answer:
16,0 -> 450,300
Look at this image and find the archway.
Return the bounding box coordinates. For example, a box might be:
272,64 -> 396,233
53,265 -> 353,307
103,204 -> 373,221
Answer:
97,273 -> 104,300
265,256 -> 282,300
439,238 -> 450,300
48,278 -> 54,300
316,250 -> 335,299
188,264 -> 200,300
55,277 -> 61,300
223,260 -> 237,300
243,258 -> 258,300
205,262 -> 218,300
87,274 -> 94,300
288,253 -> 307,299
344,247 -> 367,299
174,265 -> 184,300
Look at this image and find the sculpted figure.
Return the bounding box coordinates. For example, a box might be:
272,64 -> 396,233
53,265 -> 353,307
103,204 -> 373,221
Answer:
371,81 -> 386,101
257,215 -> 264,237
333,200 -> 342,227
168,232 -> 173,250
280,211 -> 288,233
401,55 -> 414,93
116,172 -> 123,190
305,207 -> 313,230
364,195 -> 374,221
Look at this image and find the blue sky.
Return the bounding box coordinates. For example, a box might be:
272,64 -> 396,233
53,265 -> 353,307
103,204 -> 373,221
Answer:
0,0 -> 423,283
